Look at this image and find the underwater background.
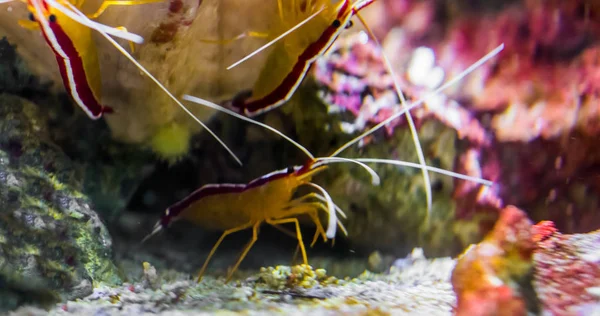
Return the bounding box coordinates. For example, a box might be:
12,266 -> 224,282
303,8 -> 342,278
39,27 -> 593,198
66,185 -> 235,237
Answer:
0,0 -> 599,315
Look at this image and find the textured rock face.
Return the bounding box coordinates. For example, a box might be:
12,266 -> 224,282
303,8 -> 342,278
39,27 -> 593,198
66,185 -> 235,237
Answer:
0,94 -> 120,311
533,223 -> 600,315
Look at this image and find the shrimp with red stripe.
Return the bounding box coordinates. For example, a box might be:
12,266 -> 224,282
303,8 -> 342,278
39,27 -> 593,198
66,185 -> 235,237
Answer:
4,0 -> 159,119
1,0 -> 245,164
141,43 -> 504,283
225,0 -> 375,117
215,0 -> 443,223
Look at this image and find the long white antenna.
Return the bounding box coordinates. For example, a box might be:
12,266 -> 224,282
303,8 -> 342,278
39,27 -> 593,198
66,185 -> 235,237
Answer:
44,0 -> 144,43
227,7 -> 325,70
183,94 -> 315,160
331,44 -> 505,157
313,157 -> 380,185
355,12 -> 432,220
355,158 -> 493,186
61,1 -> 243,165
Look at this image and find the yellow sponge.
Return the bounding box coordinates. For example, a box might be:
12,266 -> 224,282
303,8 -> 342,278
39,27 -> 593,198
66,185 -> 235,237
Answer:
150,122 -> 191,163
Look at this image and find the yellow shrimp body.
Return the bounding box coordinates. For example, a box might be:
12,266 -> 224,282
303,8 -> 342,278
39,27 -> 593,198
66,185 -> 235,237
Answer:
152,164 -> 332,282
250,0 -> 348,101
17,0 -> 161,119
172,166 -> 322,230
233,0 -> 371,116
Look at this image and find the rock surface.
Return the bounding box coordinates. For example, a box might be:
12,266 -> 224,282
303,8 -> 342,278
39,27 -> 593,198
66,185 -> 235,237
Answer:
0,94 -> 121,311
533,222 -> 600,315
14,257 -> 458,316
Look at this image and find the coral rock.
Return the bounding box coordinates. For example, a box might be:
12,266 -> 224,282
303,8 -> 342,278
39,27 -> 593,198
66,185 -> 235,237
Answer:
533,223 -> 600,315
0,94 -> 120,311
451,205 -> 538,316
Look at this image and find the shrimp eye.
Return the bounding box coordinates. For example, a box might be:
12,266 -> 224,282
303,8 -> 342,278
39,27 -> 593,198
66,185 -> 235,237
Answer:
28,12 -> 35,22
345,20 -> 353,29
49,14 -> 56,23
287,166 -> 294,174
332,19 -> 341,28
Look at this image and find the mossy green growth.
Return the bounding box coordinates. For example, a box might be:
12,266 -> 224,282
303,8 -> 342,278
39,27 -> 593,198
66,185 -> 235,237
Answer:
281,82 -> 464,256
0,94 -> 121,311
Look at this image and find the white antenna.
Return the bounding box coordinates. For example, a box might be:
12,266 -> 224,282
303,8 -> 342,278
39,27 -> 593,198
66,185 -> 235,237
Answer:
355,158 -> 493,186
44,0 -> 144,43
183,94 -> 315,160
331,44 -> 505,157
227,7 -> 325,70
60,1 -> 243,165
355,12 -> 432,221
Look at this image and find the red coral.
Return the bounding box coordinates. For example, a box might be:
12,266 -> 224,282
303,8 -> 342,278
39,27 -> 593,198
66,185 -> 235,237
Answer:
532,221 -> 557,243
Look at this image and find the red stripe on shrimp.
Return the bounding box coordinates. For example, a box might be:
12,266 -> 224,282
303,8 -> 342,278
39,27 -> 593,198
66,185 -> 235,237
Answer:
233,1 -> 353,116
165,168 -> 295,222
41,17 -> 111,119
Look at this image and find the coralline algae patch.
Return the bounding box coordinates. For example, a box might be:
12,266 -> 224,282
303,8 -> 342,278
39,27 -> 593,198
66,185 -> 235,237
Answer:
533,225 -> 600,315
312,32 -> 488,146
33,259 -> 457,316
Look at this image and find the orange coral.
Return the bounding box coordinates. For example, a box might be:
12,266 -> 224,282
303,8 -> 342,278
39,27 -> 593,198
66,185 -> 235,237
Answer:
452,206 -> 537,316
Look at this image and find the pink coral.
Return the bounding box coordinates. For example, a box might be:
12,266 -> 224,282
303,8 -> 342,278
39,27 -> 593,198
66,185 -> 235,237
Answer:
533,225 -> 600,315
314,0 -> 600,236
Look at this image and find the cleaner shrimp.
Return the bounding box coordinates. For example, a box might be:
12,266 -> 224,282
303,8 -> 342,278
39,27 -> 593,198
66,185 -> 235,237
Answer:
1,0 -> 244,165
214,0 -> 440,223
141,43 -> 505,282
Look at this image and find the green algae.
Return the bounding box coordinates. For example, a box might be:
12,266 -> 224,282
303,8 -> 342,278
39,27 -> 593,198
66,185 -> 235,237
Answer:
0,94 -> 121,311
278,82 -> 463,256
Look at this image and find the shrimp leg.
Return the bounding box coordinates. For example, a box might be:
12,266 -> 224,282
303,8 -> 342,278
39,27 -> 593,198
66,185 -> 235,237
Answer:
272,223 -> 316,267
18,19 -> 40,30
288,192 -> 347,219
225,222 -> 261,283
113,26 -> 137,52
87,0 -> 164,19
271,224 -> 297,239
266,217 -> 308,265
285,205 -> 327,246
197,221 -> 253,282
286,200 -> 347,237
